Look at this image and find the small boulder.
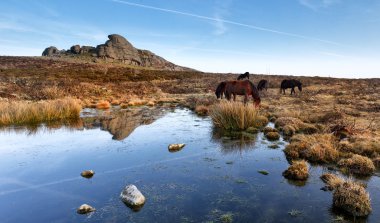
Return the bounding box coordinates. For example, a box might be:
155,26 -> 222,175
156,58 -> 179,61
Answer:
120,185 -> 146,211
42,46 -> 59,56
77,204 -> 95,214
70,45 -> 81,54
168,143 -> 185,152
80,170 -> 95,178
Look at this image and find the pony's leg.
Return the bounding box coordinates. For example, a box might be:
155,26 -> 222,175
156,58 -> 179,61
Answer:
233,94 -> 236,101
244,93 -> 248,104
291,87 -> 294,95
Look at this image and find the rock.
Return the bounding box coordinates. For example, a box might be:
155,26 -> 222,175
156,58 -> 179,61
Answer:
42,46 -> 59,56
96,34 -> 142,65
80,170 -> 95,178
168,143 -> 185,152
80,46 -> 96,54
70,45 -> 81,54
77,204 -> 95,214
120,184 -> 146,211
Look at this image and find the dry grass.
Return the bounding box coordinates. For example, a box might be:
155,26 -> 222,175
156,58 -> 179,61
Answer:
195,105 -> 209,116
275,117 -> 318,136
320,173 -> 344,190
96,100 -> 111,109
284,134 -> 339,163
338,154 -> 375,176
333,180 -> 372,217
0,98 -> 81,125
265,131 -> 280,141
282,160 -> 309,180
320,173 -> 371,217
209,101 -> 267,131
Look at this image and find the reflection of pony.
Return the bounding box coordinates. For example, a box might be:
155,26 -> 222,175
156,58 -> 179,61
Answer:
224,80 -> 261,107
280,79 -> 302,95
215,81 -> 226,99
257,79 -> 268,91
237,72 -> 250,80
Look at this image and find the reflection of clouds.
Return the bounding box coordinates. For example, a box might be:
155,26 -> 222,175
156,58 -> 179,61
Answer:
0,119 -> 83,136
211,127 -> 258,154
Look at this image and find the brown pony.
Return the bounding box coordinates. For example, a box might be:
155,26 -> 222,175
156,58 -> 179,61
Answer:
223,80 -> 261,107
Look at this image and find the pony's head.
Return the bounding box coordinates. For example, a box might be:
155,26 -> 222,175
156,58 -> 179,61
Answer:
215,82 -> 226,99
298,83 -> 303,92
254,97 -> 261,108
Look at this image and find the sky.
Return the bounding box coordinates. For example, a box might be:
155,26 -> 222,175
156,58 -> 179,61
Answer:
0,0 -> 379,78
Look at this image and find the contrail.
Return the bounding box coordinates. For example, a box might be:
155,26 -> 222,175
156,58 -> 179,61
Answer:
111,0 -> 342,46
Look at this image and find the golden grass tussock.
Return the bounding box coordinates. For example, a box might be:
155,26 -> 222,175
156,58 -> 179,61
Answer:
265,131 -> 280,141
333,180 -> 372,217
128,99 -> 147,106
96,100 -> 111,109
320,173 -> 344,190
0,98 -> 81,125
275,117 -> 318,136
263,126 -> 278,134
110,99 -> 121,106
338,154 -> 375,176
195,105 -> 209,116
209,101 -> 266,131
282,160 -> 309,180
347,138 -> 380,158
284,134 -> 339,163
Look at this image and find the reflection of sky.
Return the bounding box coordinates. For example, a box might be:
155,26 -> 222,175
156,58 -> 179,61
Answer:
0,109 -> 379,222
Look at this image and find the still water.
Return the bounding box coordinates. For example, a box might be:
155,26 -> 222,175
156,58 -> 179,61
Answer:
0,108 -> 379,222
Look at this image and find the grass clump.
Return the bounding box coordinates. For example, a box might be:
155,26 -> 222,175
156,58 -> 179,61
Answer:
96,100 -> 111,109
263,126 -> 278,134
0,98 -> 81,125
209,101 -> 265,131
282,160 -> 309,180
343,138 -> 380,158
333,181 -> 372,217
195,105 -> 209,116
275,117 -> 318,136
320,173 -> 344,190
284,134 -> 339,163
320,173 -> 372,217
265,131 -> 280,141
338,154 -> 375,176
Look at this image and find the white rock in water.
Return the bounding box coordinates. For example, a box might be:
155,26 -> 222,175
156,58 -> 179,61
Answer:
77,204 -> 96,214
168,143 -> 185,152
120,184 -> 146,208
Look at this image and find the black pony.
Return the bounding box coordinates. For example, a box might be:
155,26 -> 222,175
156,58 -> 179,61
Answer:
215,81 -> 226,99
257,79 -> 268,91
237,72 -> 250,80
280,79 -> 302,95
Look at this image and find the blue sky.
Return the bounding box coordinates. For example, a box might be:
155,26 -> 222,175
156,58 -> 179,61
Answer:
1,0 -> 379,78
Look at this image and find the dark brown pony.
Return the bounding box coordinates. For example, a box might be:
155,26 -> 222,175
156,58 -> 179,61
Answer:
215,81 -> 226,99
223,80 -> 261,107
257,79 -> 268,91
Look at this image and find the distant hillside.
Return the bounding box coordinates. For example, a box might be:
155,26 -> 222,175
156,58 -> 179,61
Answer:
42,34 -> 193,71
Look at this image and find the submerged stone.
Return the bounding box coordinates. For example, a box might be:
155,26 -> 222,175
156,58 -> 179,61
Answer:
77,204 -> 95,214
80,170 -> 95,178
168,143 -> 185,152
120,184 -> 146,211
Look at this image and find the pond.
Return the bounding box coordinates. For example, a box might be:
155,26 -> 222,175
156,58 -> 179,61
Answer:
0,108 -> 379,222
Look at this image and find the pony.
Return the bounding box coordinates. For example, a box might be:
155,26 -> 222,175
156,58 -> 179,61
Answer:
280,79 -> 302,95
257,79 -> 268,91
237,72 -> 250,80
215,81 -> 226,99
224,80 -> 261,107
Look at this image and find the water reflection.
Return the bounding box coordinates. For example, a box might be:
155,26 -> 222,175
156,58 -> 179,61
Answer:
0,107 -> 165,140
211,127 -> 258,154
